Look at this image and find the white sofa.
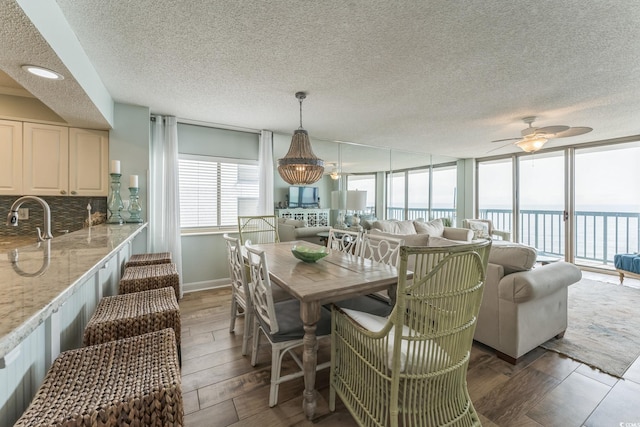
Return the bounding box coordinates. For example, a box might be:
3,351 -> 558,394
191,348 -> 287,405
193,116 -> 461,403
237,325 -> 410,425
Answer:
368,218 -> 473,244
367,219 -> 583,363
277,218 -> 330,245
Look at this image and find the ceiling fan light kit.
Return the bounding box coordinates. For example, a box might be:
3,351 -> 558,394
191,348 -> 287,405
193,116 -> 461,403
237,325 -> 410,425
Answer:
277,92 -> 325,185
516,136 -> 548,153
491,116 -> 593,153
329,163 -> 340,180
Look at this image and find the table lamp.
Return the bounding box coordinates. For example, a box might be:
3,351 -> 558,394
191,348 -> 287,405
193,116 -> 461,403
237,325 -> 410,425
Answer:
346,190 -> 367,229
331,190 -> 347,228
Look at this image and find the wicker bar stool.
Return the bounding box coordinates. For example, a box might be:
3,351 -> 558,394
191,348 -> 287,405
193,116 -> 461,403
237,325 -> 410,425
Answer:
125,251 -> 172,268
119,262 -> 180,300
84,287 -> 180,352
14,329 -> 183,427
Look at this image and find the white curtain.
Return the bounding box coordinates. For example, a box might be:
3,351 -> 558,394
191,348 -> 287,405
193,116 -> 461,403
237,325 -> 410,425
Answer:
257,130 -> 275,214
149,115 -> 183,297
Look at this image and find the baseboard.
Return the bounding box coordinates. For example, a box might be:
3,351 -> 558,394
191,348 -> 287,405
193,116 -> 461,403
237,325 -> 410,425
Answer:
183,278 -> 231,294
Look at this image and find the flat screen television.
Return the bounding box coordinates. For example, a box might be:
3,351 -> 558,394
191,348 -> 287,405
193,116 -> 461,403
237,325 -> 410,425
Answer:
288,186 -> 319,208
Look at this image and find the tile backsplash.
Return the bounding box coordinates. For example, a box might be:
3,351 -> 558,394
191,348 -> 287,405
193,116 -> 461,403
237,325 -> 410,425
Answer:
0,196 -> 107,237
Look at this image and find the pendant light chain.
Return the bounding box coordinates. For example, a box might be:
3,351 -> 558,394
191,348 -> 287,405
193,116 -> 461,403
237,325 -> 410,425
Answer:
297,91 -> 306,130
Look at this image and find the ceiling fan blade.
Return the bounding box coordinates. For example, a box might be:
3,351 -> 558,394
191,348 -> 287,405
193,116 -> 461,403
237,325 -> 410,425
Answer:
487,141 -> 517,153
552,126 -> 593,138
535,125 -> 570,136
491,137 -> 520,143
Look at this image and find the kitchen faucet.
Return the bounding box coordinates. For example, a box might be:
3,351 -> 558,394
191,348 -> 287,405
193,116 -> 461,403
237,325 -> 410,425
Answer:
6,196 -> 53,242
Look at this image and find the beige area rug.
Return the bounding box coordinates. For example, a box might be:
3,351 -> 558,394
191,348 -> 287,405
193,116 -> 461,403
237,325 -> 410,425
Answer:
541,278 -> 640,378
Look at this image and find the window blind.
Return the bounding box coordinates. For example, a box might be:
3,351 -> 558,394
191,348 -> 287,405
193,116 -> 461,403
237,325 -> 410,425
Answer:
179,156 -> 259,229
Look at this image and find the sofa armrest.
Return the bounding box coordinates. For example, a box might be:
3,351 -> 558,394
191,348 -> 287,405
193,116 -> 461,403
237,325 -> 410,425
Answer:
443,227 -> 473,242
498,261 -> 582,303
277,223 -> 296,242
492,229 -> 511,241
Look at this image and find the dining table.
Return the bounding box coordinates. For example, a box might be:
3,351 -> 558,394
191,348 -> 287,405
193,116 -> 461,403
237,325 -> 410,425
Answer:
249,240 -> 401,420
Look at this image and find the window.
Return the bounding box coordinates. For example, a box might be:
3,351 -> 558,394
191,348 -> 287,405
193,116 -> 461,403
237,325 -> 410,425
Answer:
347,174 -> 376,214
179,154 -> 259,229
407,169 -> 429,220
431,165 -> 457,223
386,171 -> 406,220
478,158 -> 513,234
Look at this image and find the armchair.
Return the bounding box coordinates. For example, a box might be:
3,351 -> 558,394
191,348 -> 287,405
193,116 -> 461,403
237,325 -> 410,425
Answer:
330,240 -> 491,427
463,218 -> 511,241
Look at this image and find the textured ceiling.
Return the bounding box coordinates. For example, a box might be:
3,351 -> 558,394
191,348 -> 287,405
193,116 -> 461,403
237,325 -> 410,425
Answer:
2,1 -> 640,158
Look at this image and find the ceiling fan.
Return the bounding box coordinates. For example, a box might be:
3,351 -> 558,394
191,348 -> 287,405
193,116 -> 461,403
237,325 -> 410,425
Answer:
490,116 -> 593,153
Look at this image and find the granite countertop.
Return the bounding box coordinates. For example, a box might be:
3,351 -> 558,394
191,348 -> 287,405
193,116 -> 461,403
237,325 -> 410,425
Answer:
0,223 -> 147,362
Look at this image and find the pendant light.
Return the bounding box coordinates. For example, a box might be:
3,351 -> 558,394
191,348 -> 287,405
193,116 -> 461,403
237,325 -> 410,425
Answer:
277,92 -> 325,185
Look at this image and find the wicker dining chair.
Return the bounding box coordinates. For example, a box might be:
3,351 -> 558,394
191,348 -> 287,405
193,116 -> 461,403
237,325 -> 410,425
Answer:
330,240 -> 491,427
244,241 -> 332,407
223,233 -> 253,356
237,215 -> 280,244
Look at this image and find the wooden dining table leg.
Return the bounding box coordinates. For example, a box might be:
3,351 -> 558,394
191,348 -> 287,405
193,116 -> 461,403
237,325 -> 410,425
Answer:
300,300 -> 321,420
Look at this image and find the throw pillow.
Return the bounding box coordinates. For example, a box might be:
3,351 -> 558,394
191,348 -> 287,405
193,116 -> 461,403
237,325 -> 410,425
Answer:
396,220 -> 417,234
489,240 -> 537,274
372,220 -> 399,233
467,220 -> 490,239
413,218 -> 444,237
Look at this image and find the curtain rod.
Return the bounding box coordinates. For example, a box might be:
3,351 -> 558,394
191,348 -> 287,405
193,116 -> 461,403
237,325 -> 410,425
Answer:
150,114 -> 260,134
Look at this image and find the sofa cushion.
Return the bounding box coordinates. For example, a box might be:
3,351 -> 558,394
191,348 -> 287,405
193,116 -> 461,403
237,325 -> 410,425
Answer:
466,219 -> 490,239
341,308 -> 450,373
489,240 -> 537,274
369,229 -> 429,246
371,220 -> 417,235
413,218 -> 444,237
284,219 -> 306,228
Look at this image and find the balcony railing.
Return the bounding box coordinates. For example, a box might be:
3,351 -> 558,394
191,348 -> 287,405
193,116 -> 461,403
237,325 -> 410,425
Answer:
386,207 -> 640,266
482,209 -> 640,265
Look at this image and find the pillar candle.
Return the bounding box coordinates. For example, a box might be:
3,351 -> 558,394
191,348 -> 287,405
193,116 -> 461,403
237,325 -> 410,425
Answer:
129,175 -> 138,188
110,160 -> 121,174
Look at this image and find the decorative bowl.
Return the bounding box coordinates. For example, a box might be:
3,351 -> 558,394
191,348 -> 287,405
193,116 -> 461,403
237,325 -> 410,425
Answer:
291,245 -> 328,263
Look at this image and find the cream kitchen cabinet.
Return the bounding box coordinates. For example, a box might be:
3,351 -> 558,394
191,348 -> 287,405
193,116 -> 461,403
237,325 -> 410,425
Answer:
68,128 -> 109,196
0,120 -> 22,194
6,123 -> 109,196
23,123 -> 69,196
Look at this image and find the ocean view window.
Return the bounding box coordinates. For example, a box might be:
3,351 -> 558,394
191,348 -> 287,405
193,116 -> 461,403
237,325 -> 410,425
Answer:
476,140 -> 640,270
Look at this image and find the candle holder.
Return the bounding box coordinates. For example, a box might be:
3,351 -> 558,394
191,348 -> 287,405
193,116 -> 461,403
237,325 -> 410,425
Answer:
107,173 -> 124,224
127,187 -> 143,223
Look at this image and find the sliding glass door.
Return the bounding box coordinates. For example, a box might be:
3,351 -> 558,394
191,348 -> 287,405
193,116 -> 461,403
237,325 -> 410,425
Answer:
477,158 -> 513,236
477,139 -> 640,272
518,151 -> 566,257
574,142 -> 640,268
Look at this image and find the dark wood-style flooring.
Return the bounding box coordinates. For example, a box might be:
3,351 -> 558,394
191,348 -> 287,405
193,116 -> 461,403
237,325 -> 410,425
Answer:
179,271 -> 640,426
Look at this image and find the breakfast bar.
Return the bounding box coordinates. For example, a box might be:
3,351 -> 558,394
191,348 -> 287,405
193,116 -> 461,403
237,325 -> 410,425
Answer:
0,223 -> 147,426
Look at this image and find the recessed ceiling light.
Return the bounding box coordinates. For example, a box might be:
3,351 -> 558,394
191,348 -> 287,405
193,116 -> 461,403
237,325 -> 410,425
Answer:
21,65 -> 64,80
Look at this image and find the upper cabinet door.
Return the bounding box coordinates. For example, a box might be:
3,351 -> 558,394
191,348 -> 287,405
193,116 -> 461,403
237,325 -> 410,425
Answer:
0,120 -> 23,195
69,128 -> 109,196
23,123 -> 69,196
